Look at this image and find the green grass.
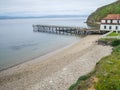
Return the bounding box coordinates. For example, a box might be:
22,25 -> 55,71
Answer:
107,32 -> 120,36
69,38 -> 120,90
95,45 -> 120,90
69,71 -> 95,90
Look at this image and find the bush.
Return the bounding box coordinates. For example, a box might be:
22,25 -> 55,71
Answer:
113,45 -> 120,53
111,40 -> 120,46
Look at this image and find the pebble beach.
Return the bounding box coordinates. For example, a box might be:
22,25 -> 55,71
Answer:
0,35 -> 112,90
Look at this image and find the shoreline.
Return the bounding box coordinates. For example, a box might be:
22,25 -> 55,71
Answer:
0,35 -> 82,72
0,35 -> 112,90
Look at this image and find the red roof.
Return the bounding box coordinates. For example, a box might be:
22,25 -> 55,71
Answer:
103,14 -> 120,20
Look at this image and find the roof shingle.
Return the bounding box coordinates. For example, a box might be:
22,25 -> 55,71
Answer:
103,14 -> 120,20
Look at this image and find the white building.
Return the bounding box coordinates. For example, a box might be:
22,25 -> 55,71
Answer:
100,14 -> 120,31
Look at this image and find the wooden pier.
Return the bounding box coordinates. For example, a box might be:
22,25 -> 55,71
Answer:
33,25 -> 102,35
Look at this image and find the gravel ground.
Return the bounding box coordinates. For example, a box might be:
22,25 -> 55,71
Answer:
26,45 -> 112,90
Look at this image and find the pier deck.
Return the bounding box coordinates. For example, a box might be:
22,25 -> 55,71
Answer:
33,25 -> 103,35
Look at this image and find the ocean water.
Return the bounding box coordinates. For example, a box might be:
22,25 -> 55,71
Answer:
0,16 -> 88,70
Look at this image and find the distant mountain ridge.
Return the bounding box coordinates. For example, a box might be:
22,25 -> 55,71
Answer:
0,15 -> 87,19
87,0 -> 120,24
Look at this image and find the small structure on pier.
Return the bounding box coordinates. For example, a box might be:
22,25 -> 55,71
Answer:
33,25 -> 101,35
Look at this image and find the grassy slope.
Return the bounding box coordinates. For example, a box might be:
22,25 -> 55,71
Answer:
87,0 -> 120,23
108,32 -> 120,36
69,39 -> 120,90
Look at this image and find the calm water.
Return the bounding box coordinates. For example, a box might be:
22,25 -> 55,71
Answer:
0,16 -> 88,70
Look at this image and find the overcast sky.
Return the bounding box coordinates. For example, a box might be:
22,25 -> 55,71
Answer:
0,0 -> 117,16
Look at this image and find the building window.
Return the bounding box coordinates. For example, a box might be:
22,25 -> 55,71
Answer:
109,26 -> 112,30
116,26 -> 118,30
104,26 -> 106,29
117,20 -> 119,24
110,20 -> 112,23
105,20 -> 107,23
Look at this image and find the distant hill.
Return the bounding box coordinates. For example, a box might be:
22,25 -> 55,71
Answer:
87,0 -> 120,24
0,15 -> 87,19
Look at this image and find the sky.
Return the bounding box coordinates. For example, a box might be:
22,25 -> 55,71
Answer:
0,0 -> 117,16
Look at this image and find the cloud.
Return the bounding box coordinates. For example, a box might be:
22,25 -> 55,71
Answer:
0,0 -> 116,16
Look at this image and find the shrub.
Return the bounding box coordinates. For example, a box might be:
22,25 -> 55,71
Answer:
111,40 -> 120,46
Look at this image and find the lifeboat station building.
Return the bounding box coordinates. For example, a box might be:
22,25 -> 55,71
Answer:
100,14 -> 120,31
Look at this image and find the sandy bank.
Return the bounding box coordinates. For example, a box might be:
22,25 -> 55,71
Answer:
0,35 -> 112,90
